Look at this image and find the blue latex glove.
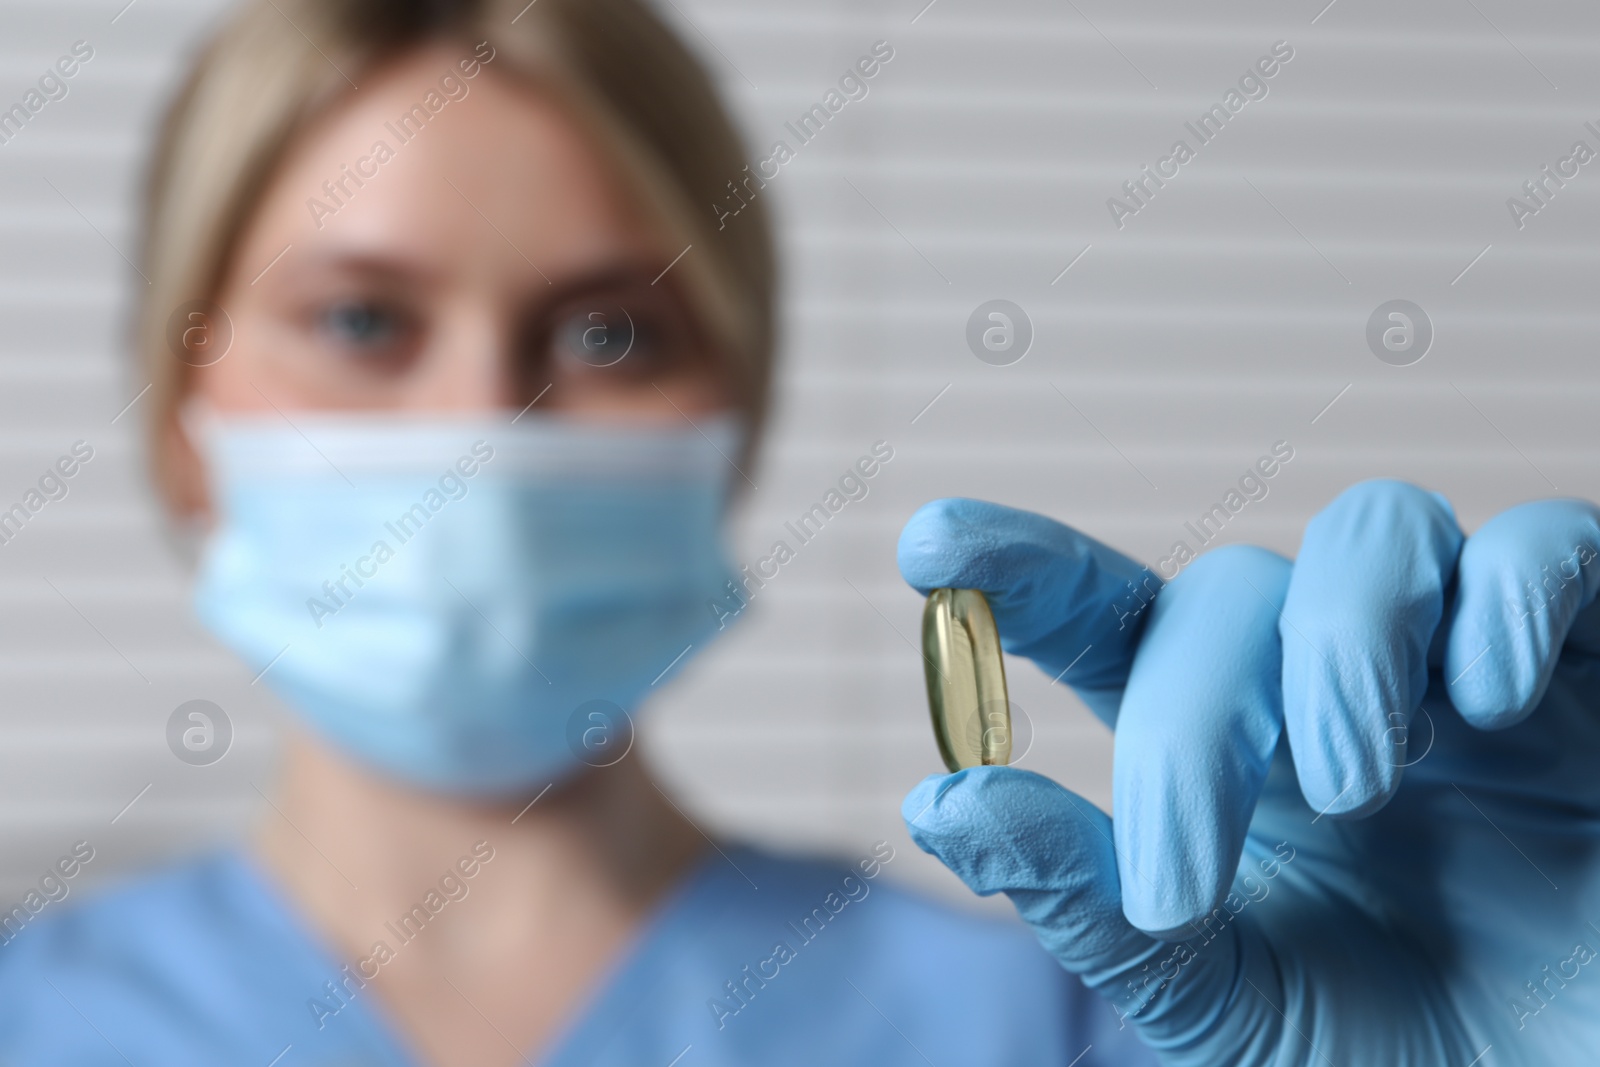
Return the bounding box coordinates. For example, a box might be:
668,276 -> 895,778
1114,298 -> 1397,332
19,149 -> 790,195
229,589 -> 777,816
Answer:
899,483 -> 1600,1064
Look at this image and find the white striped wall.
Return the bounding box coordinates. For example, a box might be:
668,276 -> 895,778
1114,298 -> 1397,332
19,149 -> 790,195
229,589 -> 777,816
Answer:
0,0 -> 1595,908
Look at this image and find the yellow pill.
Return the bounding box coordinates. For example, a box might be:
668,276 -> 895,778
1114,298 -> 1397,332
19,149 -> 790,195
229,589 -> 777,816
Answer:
921,588 -> 1011,773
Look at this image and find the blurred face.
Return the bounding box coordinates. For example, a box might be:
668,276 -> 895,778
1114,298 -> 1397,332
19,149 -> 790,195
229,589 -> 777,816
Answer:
186,46 -> 728,437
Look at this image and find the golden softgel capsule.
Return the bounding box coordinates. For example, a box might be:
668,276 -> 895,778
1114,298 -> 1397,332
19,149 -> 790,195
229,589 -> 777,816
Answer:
921,588 -> 1011,772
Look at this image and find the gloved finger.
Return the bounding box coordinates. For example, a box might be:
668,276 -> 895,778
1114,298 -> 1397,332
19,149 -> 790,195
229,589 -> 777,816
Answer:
1114,545 -> 1290,940
1446,499 -> 1600,728
898,498 -> 1160,724
1280,480 -> 1463,818
903,767 -> 1284,1055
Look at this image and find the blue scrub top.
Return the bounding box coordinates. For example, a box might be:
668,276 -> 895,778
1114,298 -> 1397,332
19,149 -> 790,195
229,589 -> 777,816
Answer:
0,845 -> 1154,1066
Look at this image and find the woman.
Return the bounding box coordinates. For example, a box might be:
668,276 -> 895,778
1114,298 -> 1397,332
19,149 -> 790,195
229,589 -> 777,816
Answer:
6,1 -> 1591,1064
0,1 -> 1153,1063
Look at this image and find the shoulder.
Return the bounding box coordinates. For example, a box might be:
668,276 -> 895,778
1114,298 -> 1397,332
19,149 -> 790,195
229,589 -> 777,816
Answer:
0,848 -> 278,978
0,850 -> 381,1064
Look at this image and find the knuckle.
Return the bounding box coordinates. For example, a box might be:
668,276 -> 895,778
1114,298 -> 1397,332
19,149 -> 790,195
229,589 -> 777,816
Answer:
1310,479 -> 1450,542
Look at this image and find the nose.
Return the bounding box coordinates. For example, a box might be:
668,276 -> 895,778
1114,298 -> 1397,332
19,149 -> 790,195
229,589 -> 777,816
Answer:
411,304 -> 524,411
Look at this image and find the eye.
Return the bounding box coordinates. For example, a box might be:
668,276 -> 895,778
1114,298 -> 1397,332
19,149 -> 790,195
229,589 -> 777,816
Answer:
546,294 -> 694,377
556,307 -> 633,368
318,300 -> 409,351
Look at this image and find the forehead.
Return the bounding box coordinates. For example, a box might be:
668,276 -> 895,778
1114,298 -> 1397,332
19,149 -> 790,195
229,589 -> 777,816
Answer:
237,46 -> 656,287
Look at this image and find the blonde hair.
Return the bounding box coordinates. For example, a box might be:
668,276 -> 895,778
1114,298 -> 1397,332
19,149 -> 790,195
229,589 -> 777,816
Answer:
137,0 -> 775,506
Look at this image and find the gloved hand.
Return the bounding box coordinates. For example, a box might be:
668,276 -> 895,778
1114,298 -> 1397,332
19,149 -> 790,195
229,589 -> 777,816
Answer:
898,482 -> 1600,1065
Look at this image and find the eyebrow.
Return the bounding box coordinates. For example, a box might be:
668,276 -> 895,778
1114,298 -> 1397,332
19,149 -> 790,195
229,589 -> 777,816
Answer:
281,250 -> 672,296
278,250 -> 443,287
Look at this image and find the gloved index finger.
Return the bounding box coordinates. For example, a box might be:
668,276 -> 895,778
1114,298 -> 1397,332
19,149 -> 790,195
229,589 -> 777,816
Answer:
897,498 -> 1160,713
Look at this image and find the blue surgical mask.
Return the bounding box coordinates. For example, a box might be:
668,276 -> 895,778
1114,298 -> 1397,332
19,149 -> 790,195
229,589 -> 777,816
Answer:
191,411 -> 740,796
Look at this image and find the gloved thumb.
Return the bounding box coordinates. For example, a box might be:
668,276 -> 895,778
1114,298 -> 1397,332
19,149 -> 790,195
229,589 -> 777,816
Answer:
902,767 -> 1282,1061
